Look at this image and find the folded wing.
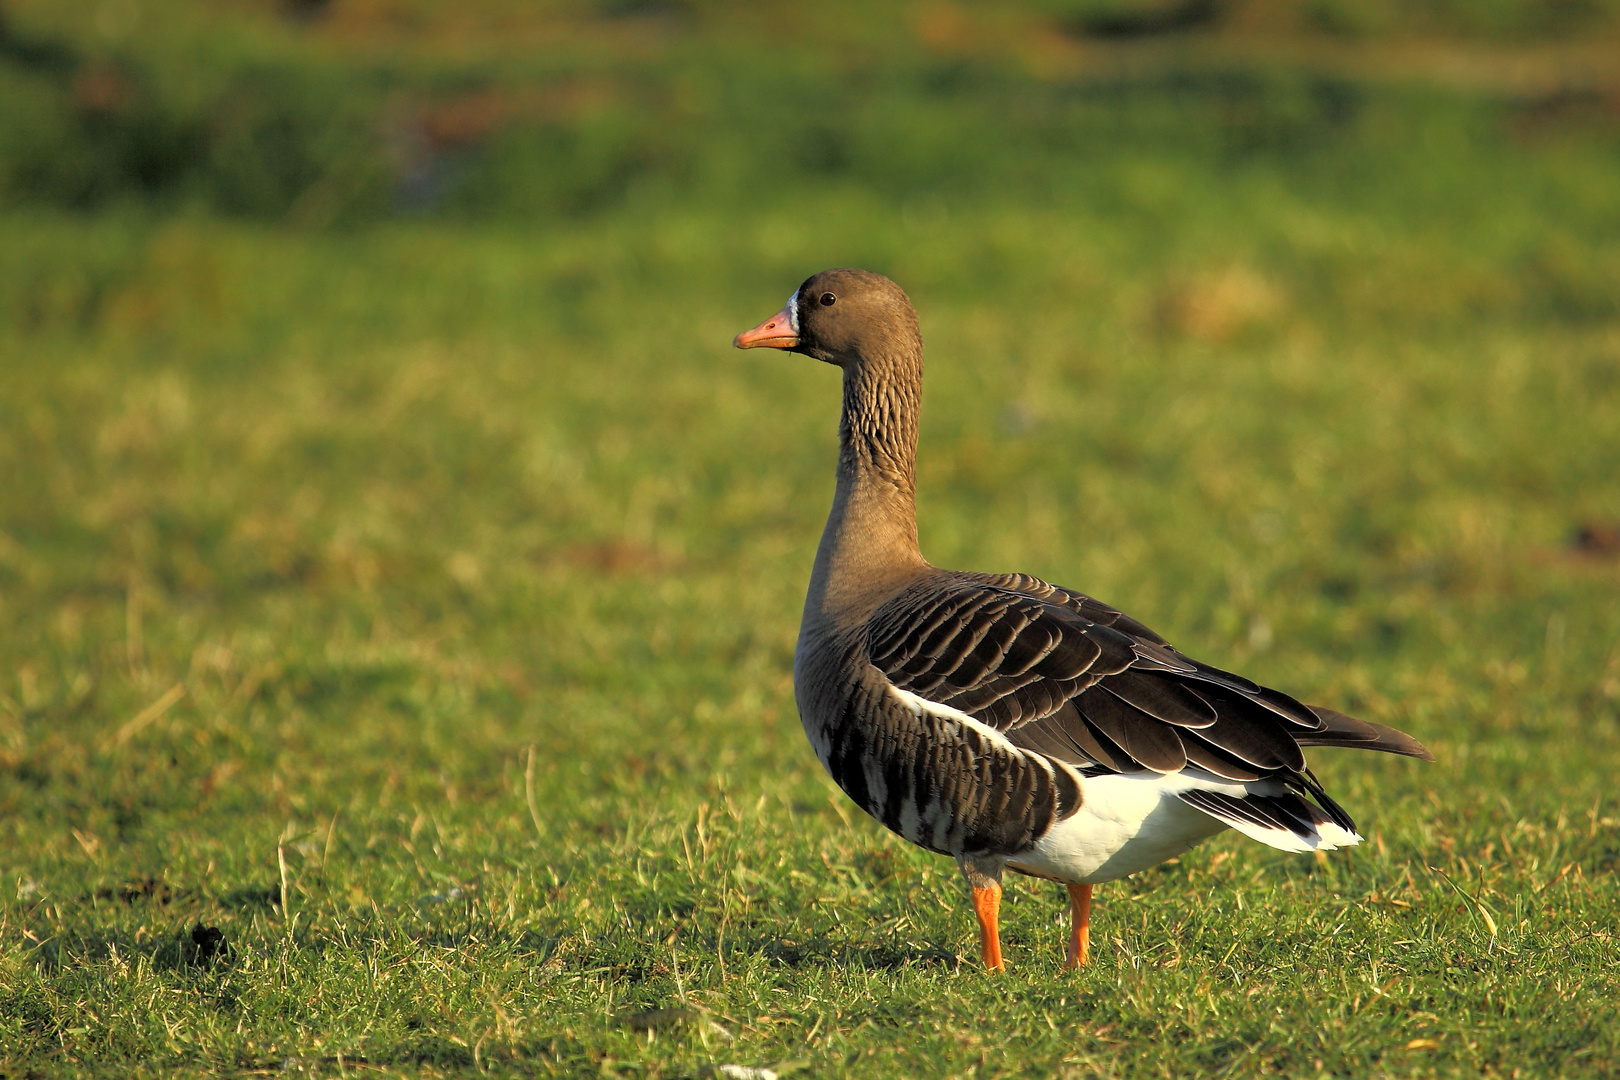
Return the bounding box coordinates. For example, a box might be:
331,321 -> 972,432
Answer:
866,571 -> 1432,847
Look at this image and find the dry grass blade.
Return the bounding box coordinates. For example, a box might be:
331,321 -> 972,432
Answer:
525,744 -> 545,843
1430,865 -> 1499,940
106,682 -> 185,748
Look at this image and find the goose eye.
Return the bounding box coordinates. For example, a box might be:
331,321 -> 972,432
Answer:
819,292 -> 836,307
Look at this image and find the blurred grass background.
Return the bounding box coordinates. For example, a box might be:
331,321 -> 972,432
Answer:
2,1 -> 1619,1076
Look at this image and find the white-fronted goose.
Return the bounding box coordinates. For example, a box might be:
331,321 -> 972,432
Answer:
734,268 -> 1432,972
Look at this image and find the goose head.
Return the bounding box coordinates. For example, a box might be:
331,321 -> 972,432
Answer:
734,268 -> 920,370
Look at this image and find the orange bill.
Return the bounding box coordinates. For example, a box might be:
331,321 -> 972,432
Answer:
733,303 -> 798,350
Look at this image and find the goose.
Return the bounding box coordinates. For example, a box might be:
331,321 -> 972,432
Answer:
734,268 -> 1432,972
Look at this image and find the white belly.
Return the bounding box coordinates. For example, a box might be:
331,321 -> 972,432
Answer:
1007,772 -> 1230,884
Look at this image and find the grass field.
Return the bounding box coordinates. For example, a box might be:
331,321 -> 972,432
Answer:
4,2 -> 1620,1077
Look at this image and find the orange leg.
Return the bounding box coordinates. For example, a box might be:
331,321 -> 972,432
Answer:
1064,882 -> 1093,971
971,882 -> 1004,972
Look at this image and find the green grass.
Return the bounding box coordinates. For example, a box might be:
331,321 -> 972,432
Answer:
4,4 -> 1620,1077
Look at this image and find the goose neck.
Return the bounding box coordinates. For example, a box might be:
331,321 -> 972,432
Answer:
801,355 -> 927,629
837,351 -> 921,494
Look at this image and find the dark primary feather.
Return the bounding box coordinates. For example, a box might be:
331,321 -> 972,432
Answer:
867,571 -> 1432,802
1300,705 -> 1434,760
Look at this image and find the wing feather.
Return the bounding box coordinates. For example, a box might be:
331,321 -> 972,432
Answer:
1099,670 -> 1218,728
1075,686 -> 1188,773
866,571 -> 1427,789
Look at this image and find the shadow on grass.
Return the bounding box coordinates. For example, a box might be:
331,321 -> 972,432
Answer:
251,1040 -> 477,1072
23,919 -> 236,977
747,933 -> 961,972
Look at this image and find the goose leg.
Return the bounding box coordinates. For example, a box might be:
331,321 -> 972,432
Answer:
972,882 -> 1004,971
958,854 -> 1006,971
1064,882 -> 1093,970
